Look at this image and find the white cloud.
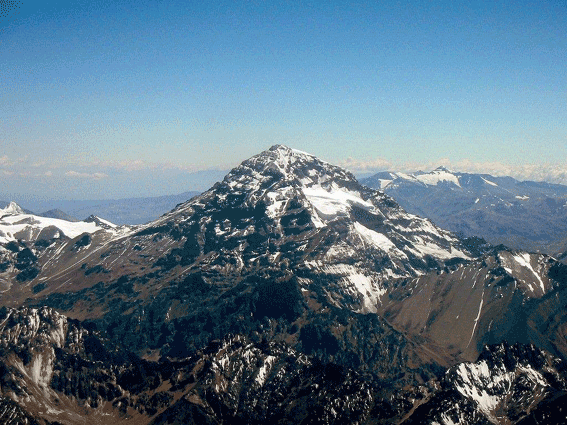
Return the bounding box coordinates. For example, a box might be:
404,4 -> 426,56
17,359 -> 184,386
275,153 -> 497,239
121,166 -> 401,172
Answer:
451,161 -> 567,185
66,158 -> 231,174
338,156 -> 392,173
65,171 -> 108,180
0,156 -> 13,167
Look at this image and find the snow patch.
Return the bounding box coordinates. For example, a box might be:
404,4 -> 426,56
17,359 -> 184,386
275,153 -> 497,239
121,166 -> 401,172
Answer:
455,360 -> 509,416
416,170 -> 461,187
0,211 -> 106,244
466,291 -> 484,348
481,177 -> 498,187
303,184 -> 374,219
512,253 -> 546,293
353,222 -> 396,252
343,273 -> 385,313
255,355 -> 276,386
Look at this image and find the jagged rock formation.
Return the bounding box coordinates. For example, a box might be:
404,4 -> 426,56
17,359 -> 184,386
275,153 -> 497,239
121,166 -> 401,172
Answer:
0,307 -> 385,424
404,343 -> 567,425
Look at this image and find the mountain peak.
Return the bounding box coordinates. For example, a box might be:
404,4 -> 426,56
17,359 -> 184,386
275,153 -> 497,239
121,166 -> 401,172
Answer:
267,144 -> 314,158
84,215 -> 117,229
264,144 -> 321,166
268,143 -> 293,153
223,145 -> 357,194
433,165 -> 452,173
0,201 -> 24,216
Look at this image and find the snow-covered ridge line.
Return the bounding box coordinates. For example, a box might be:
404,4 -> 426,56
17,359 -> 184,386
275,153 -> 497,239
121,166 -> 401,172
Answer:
0,202 -> 122,244
367,167 -> 513,190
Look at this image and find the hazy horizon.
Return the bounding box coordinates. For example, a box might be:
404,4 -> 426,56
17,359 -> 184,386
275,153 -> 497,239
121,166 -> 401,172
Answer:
2,1 -> 566,199
2,152 -> 567,204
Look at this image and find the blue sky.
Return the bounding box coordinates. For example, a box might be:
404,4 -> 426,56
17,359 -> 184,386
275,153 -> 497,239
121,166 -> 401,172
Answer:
2,0 -> 566,199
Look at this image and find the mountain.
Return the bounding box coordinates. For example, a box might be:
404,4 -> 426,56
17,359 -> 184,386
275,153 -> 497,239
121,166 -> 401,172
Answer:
361,168 -> 567,255
0,146 -> 566,424
5,145 -> 471,311
0,201 -> 34,215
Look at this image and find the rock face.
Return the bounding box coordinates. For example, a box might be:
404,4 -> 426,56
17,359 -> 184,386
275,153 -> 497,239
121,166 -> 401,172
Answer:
379,249 -> 567,362
361,168 -> 567,255
0,146 -> 566,424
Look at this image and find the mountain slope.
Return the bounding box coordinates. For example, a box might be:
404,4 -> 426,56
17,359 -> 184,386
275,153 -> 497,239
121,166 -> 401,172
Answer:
0,306 -> 383,425
38,209 -> 78,222
0,202 -> 131,299
378,248 -> 567,362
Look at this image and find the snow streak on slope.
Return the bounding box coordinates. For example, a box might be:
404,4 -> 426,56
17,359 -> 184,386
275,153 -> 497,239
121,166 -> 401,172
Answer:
498,251 -> 551,296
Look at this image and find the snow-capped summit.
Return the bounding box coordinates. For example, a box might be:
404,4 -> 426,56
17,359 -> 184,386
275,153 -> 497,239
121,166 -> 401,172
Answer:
223,144 -> 357,194
432,165 -> 452,173
218,144 -> 383,225
0,201 -> 25,216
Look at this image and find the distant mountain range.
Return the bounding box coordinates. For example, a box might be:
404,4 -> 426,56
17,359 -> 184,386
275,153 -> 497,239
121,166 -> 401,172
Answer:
1,146 -> 567,424
361,167 -> 567,256
5,166 -> 567,258
2,191 -> 200,225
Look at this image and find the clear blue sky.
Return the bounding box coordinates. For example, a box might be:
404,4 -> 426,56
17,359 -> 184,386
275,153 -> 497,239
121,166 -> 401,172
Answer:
1,0 -> 566,199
